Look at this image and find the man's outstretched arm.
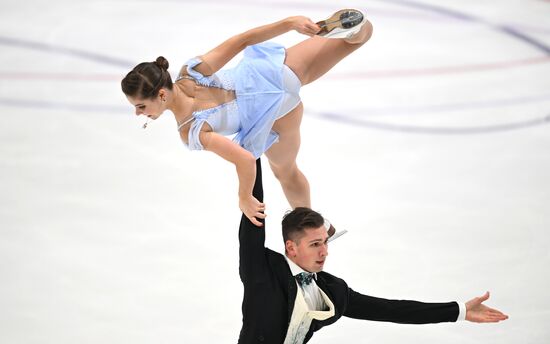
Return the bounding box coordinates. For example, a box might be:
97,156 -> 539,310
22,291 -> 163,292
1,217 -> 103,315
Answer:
238,159 -> 267,283
344,289 -> 460,324
344,289 -> 508,324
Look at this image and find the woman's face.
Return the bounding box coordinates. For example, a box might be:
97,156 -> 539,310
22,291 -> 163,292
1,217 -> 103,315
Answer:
126,93 -> 164,120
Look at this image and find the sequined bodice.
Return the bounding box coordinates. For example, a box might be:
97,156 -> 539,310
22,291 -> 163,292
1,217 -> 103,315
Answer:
177,42 -> 298,158
191,99 -> 240,135
176,58 -> 241,146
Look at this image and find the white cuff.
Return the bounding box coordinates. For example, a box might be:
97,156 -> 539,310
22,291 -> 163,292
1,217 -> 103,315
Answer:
457,302 -> 467,321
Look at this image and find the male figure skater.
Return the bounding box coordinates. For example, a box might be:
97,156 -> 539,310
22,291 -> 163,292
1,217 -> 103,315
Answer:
238,159 -> 508,343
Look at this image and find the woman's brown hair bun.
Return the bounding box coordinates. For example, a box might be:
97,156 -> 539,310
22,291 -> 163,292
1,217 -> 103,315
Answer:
155,56 -> 169,71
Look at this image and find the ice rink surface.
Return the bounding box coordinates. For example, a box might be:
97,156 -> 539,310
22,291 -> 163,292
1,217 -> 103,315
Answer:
1,0 -> 549,343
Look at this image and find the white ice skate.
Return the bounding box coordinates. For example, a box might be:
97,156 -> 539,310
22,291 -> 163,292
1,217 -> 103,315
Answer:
324,218 -> 348,243
316,9 -> 366,39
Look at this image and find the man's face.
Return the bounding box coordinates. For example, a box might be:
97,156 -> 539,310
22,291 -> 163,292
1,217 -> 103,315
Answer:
286,225 -> 329,273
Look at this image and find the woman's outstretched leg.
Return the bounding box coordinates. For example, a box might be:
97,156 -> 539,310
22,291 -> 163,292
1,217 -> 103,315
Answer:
267,14 -> 373,209
266,102 -> 311,208
284,18 -> 373,86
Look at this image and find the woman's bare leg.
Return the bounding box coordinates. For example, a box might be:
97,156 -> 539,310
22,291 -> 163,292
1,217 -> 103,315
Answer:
267,20 -> 373,208
266,102 -> 311,208
284,19 -> 373,85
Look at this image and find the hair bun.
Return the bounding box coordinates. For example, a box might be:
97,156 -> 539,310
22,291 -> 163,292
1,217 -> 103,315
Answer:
154,56 -> 169,71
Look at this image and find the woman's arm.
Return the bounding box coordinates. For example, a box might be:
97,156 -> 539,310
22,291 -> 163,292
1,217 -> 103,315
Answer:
199,131 -> 266,226
192,16 -> 320,76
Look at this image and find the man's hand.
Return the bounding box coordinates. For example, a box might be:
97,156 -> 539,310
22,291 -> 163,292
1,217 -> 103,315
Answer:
239,195 -> 266,227
466,291 -> 509,323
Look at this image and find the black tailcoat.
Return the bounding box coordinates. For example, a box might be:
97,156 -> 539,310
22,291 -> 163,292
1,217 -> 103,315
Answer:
238,160 -> 458,343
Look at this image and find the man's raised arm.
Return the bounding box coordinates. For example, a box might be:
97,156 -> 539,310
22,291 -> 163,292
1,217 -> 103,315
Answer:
238,159 -> 267,283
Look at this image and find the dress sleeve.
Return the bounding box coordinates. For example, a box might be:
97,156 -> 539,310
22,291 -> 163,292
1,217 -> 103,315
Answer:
182,56 -> 232,89
185,116 -> 208,151
182,57 -> 219,87
184,57 -> 205,79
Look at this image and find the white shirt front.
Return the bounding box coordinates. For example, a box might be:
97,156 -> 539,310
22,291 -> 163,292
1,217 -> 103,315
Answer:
284,256 -> 335,344
285,256 -> 327,311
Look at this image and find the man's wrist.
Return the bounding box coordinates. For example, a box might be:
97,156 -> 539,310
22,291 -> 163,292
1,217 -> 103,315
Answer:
457,302 -> 467,321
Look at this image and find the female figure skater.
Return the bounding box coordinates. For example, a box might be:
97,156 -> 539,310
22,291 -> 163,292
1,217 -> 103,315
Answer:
121,9 -> 373,226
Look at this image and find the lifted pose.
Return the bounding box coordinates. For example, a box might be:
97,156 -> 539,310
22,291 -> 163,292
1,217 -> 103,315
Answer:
121,9 -> 372,226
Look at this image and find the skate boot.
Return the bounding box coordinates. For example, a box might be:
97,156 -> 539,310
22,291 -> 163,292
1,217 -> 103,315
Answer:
316,9 -> 366,39
324,218 -> 348,243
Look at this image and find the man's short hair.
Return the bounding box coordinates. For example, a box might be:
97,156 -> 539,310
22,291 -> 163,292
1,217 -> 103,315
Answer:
282,207 -> 324,243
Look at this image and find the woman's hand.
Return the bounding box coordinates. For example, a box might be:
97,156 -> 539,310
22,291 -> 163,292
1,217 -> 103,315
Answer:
240,195 -> 267,227
288,16 -> 321,36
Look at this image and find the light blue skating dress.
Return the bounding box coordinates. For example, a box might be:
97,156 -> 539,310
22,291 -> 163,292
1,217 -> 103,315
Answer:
176,42 -> 302,158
